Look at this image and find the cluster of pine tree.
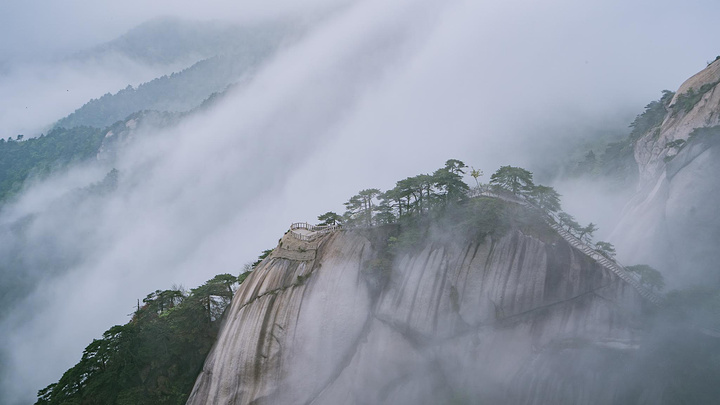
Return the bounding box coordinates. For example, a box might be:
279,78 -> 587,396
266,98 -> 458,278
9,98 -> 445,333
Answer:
0,126 -> 106,202
36,272 -> 250,405
338,159 -> 472,228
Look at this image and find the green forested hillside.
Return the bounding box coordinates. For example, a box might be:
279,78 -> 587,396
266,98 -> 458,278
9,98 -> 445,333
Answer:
56,17 -> 294,130
36,273 -> 250,405
77,17 -> 291,66
567,90 -> 675,188
55,55 -> 256,129
0,127 -> 105,202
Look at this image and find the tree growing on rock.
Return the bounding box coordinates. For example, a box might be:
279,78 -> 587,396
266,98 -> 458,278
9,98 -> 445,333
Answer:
557,212 -> 582,235
627,264 -> 666,292
490,166 -> 534,195
317,211 -> 342,226
343,188 -> 381,227
594,241 -> 616,260
373,199 -> 396,225
578,222 -> 598,243
433,159 -> 470,204
529,185 -> 561,213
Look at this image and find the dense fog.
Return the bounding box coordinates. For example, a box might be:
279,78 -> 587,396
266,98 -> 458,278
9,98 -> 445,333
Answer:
0,0 -> 719,403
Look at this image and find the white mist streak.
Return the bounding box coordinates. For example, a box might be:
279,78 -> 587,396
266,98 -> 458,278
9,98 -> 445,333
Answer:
2,0 -> 720,403
0,0 -> 447,402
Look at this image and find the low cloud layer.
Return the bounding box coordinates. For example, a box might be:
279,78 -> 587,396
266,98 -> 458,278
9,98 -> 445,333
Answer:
1,0 -> 719,403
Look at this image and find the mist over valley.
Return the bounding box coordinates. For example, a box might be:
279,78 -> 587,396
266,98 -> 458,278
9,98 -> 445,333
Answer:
1,1 -> 720,404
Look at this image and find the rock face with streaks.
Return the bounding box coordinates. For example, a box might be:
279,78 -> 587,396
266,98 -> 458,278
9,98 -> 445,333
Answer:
187,209 -> 647,405
612,59 -> 720,287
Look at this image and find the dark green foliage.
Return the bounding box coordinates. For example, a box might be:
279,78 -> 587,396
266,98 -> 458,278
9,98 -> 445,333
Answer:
341,160 -> 561,247
446,197 -> 510,243
343,189 -> 381,227
433,159 -> 470,203
55,56 -> 253,129
594,241 -> 616,259
490,166 -> 534,195
528,185 -> 561,213
344,159 -> 472,228
80,169 -> 120,196
557,212 -> 581,234
56,17 -> 293,129
0,126 -> 105,202
673,81 -> 719,114
251,249 -> 274,268
626,264 -> 665,292
665,139 -> 686,149
237,270 -> 252,285
664,138 -> 687,161
317,211 -> 342,226
578,222 -> 598,243
570,91 -> 674,188
574,139 -> 638,188
387,197 -> 514,255
372,201 -> 396,225
388,217 -> 429,254
629,90 -> 674,141
555,212 -> 599,244
36,274 -> 247,405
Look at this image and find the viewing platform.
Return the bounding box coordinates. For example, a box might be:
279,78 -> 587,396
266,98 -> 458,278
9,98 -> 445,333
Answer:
289,222 -> 342,241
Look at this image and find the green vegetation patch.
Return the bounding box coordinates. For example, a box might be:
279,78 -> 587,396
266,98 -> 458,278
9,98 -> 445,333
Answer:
629,90 -> 674,142
36,273 -> 247,405
673,81 -> 719,114
0,126 -> 105,202
569,91 -> 675,189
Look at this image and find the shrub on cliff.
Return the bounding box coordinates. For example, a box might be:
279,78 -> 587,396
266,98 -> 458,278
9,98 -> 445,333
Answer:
36,273 -> 245,405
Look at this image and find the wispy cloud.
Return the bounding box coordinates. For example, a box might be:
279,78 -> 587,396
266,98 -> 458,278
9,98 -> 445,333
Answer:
1,0 -> 719,403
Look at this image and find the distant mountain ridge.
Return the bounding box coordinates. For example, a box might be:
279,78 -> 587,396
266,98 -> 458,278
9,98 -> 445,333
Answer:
54,17 -> 297,130
72,17 -> 293,66
54,55 -> 251,129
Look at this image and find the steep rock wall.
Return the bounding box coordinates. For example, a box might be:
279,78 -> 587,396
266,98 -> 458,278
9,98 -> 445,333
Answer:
613,60 -> 720,287
188,224 -> 645,405
635,59 -> 720,186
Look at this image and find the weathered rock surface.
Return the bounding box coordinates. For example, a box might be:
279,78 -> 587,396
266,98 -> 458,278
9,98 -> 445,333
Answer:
188,222 -> 645,405
613,60 -> 720,287
635,59 -> 720,185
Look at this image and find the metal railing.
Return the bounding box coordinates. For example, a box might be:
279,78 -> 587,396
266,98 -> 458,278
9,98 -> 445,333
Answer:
289,222 -> 342,241
479,190 -> 662,304
284,192 -> 662,303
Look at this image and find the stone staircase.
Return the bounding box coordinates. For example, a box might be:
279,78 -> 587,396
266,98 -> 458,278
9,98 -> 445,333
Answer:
480,190 -> 663,304
288,193 -> 662,304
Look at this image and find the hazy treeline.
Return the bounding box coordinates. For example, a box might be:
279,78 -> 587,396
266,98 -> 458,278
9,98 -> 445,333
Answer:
0,126 -> 105,202
36,272 -> 251,405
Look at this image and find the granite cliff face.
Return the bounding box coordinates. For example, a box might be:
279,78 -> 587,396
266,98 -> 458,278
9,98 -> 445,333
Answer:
188,213 -> 646,405
613,59 -> 720,287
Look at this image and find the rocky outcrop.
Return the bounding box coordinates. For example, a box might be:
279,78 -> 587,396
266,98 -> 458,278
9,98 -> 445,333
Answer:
635,59 -> 720,185
188,217 -> 646,405
613,60 -> 720,287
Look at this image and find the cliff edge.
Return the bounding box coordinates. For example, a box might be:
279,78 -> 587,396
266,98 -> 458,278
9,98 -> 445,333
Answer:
187,202 -> 647,404
613,59 -> 720,287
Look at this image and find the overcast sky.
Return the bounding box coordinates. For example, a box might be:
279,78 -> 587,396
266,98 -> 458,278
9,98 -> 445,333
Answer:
0,0 -> 347,60
1,0 -> 719,403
